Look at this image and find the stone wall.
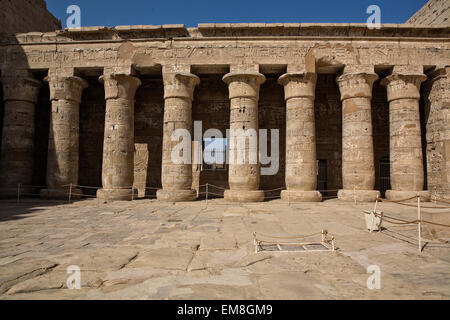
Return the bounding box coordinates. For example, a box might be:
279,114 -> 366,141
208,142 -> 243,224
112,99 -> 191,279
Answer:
32,76 -> 50,190
0,0 -> 61,34
134,77 -> 164,198
193,74 -> 230,195
423,68 -> 450,199
407,0 -> 450,26
315,75 -> 343,195
259,77 -> 286,194
372,82 -> 391,194
78,78 -> 105,195
50,72 -> 388,198
1,22 -> 448,201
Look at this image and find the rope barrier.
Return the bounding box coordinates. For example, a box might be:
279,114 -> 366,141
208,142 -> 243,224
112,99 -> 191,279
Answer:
369,210 -> 450,228
378,195 -> 420,203
255,231 -> 322,240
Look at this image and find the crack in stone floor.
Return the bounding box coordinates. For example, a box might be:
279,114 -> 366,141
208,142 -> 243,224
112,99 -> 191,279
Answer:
0,198 -> 449,299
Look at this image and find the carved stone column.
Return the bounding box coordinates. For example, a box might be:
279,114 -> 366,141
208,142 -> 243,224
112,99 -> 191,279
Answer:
278,72 -> 322,202
336,72 -> 380,202
97,74 -> 141,202
157,72 -> 199,202
0,76 -> 41,197
381,73 -> 430,201
424,67 -> 450,200
223,72 -> 266,202
40,76 -> 88,199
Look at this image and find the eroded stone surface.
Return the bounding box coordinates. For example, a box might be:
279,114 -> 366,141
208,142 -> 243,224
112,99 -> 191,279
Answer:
0,199 -> 449,300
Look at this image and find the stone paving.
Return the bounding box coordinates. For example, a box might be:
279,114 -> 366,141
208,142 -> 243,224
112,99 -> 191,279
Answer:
0,198 -> 449,300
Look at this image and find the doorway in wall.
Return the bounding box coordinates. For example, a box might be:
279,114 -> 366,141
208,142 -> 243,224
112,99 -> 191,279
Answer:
379,157 -> 391,197
317,159 -> 328,196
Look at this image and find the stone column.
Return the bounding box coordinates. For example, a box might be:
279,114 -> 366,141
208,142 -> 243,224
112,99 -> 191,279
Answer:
157,72 -> 200,202
97,74 -> 141,202
40,76 -> 88,199
0,76 -> 41,197
223,72 -> 266,202
336,72 -> 380,202
278,72 -> 322,202
424,67 -> 450,199
381,73 -> 430,201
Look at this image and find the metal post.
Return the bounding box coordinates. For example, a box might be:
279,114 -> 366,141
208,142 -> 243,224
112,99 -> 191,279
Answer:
69,183 -> 72,203
418,193 -> 422,253
370,195 -> 379,233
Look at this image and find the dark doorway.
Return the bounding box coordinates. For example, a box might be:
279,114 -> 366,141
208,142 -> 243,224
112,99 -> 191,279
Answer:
317,159 -> 328,195
379,157 -> 391,198
78,77 -> 106,196
0,74 -> 3,154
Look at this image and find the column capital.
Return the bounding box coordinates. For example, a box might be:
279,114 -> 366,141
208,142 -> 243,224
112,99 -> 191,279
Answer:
99,73 -> 141,101
381,73 -> 427,102
44,76 -> 88,104
163,72 -> 200,101
1,76 -> 42,103
336,72 -> 378,101
426,66 -> 450,84
278,72 -> 317,100
222,72 -> 266,100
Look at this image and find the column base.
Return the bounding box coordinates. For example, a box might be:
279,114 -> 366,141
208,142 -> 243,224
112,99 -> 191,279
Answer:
338,189 -> 380,202
40,188 -> 82,200
281,190 -> 322,202
385,190 -> 431,202
97,188 -> 134,202
156,189 -> 197,202
224,189 -> 264,202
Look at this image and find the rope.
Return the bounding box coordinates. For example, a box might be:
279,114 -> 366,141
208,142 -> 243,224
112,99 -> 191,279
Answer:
254,231 -> 322,240
256,239 -> 323,245
204,192 -> 224,197
263,187 -> 285,193
379,196 -> 420,203
385,201 -> 450,209
369,210 -> 450,228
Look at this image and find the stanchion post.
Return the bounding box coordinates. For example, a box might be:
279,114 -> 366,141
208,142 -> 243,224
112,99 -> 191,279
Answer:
69,183 -> 72,203
374,194 -> 379,212
418,192 -> 422,253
